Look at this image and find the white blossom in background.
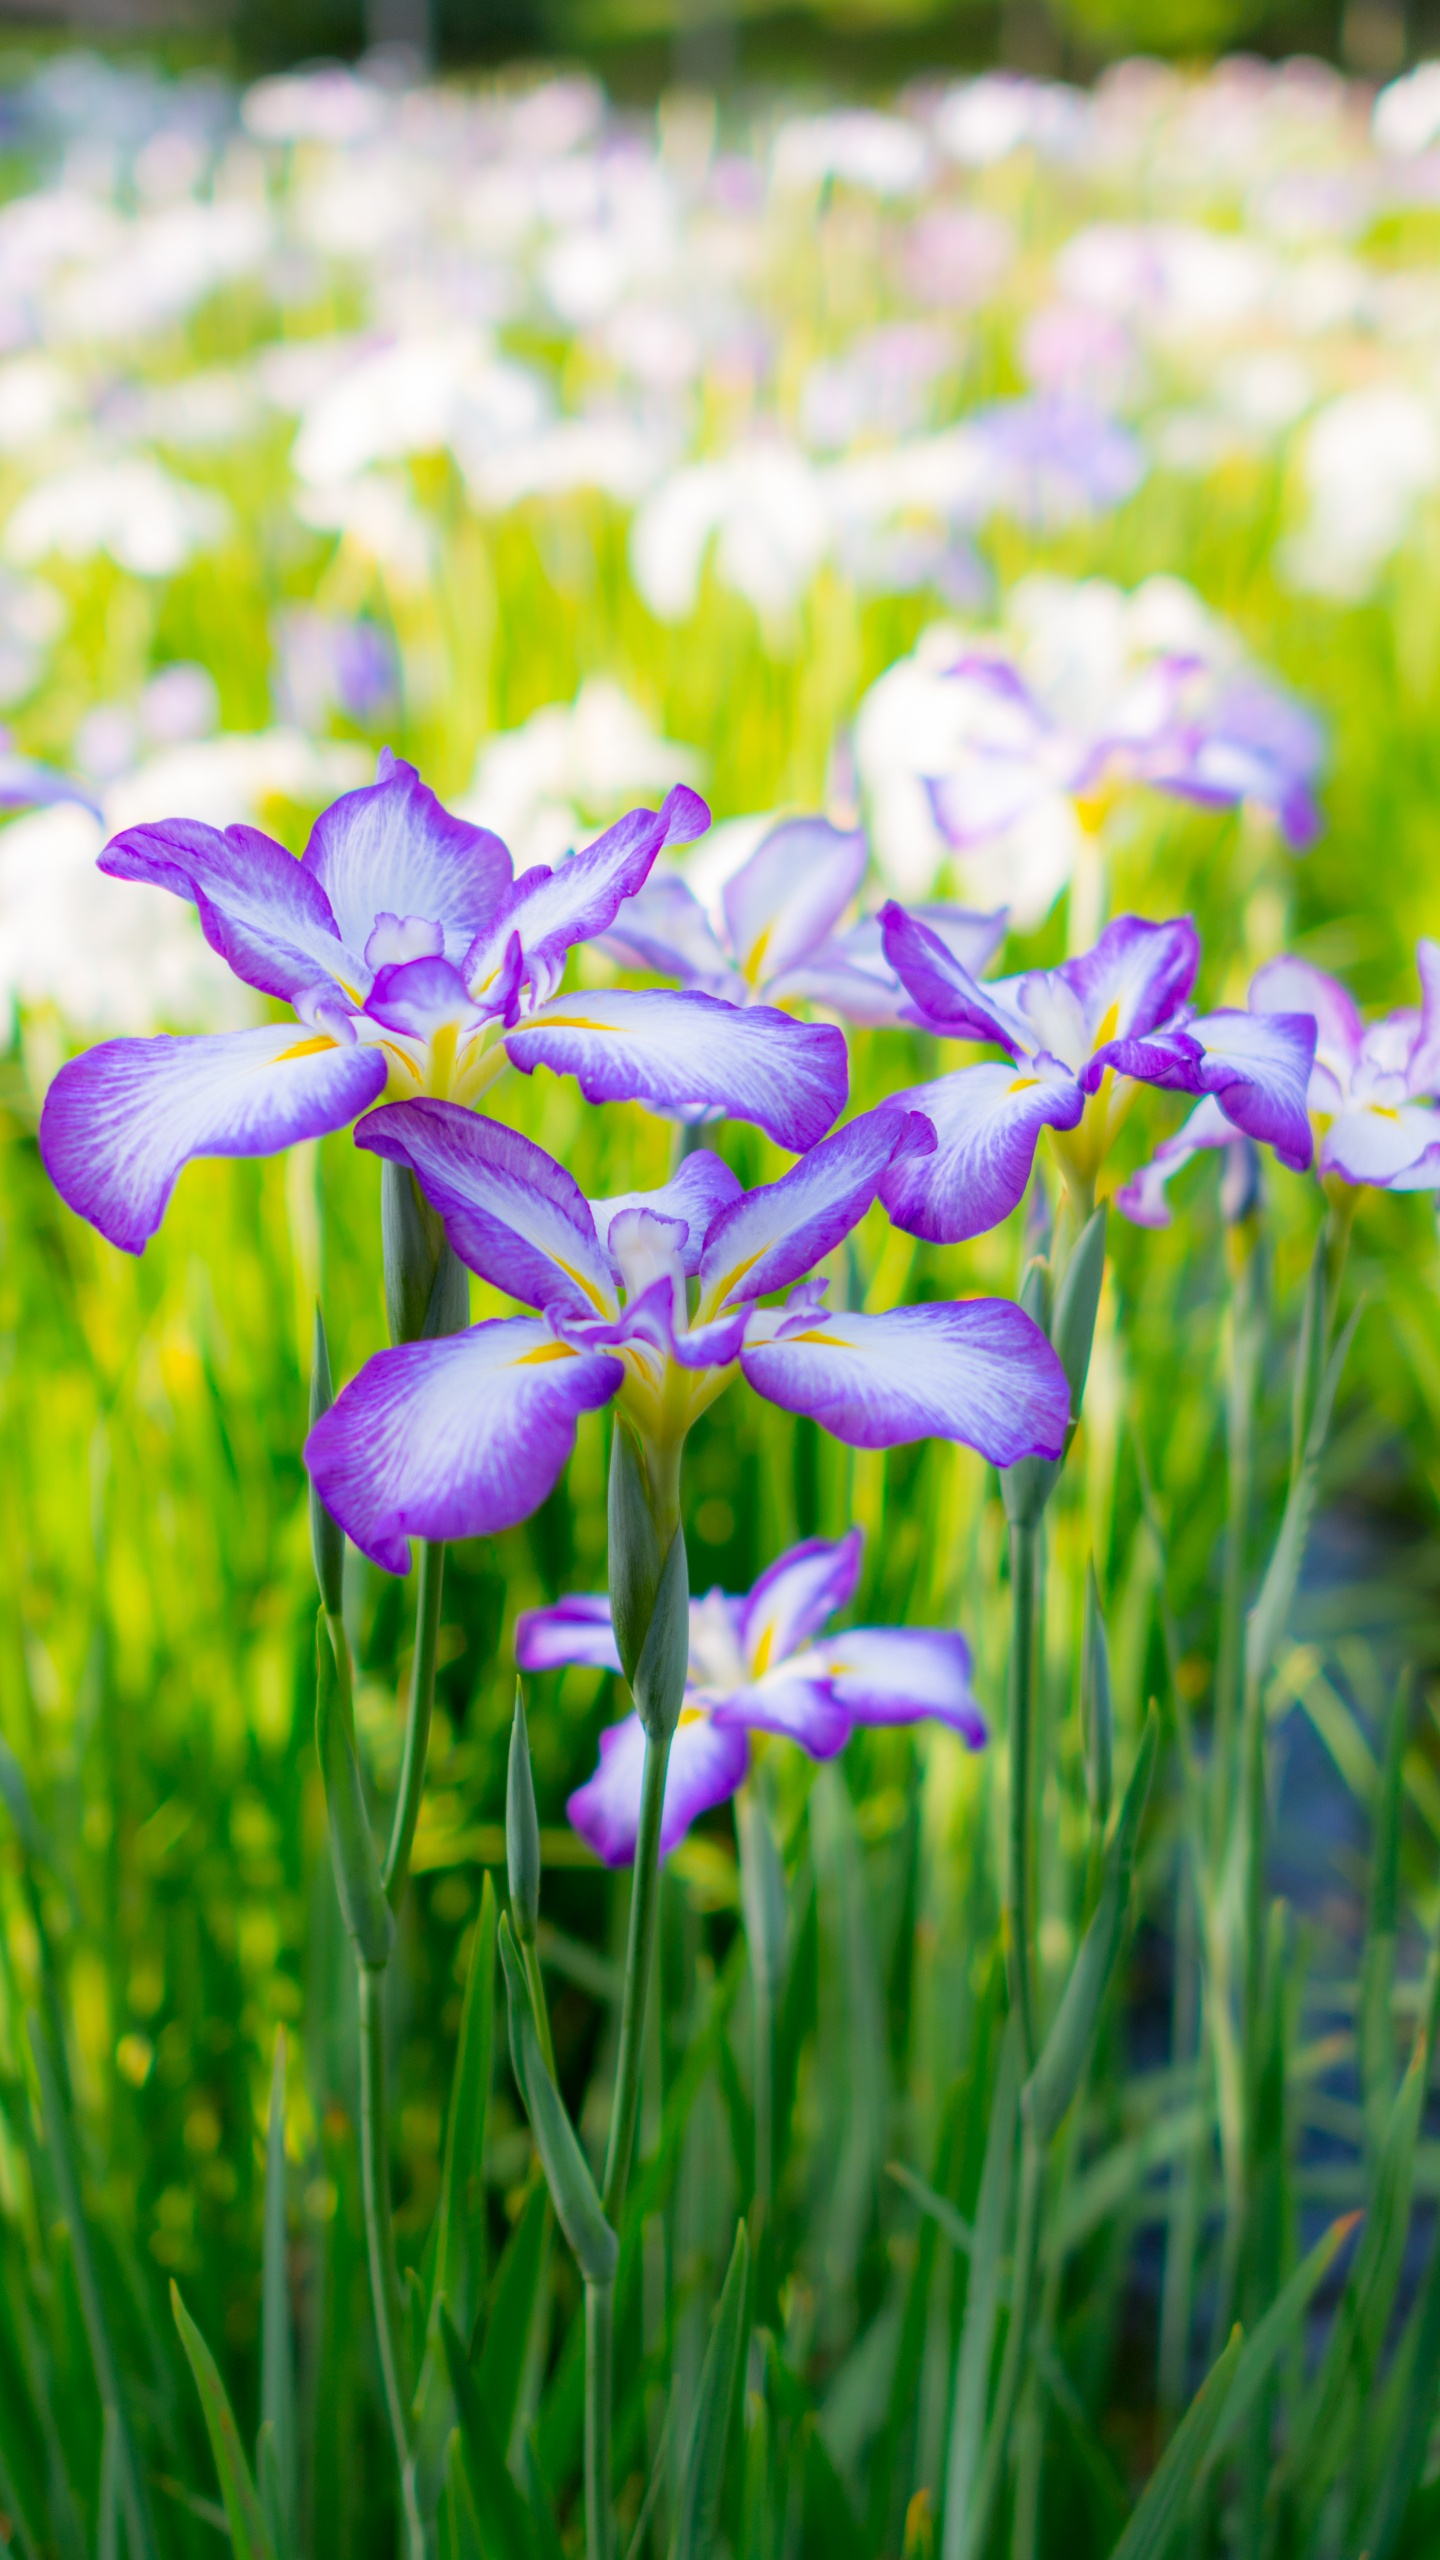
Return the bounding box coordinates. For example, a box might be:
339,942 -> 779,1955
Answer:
4,459 -> 228,577
458,678 -> 701,871
0,573 -> 64,708
1278,384 -> 1440,597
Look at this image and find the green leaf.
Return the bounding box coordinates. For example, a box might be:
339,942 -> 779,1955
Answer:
441,2309 -> 537,2560
1201,2212 -> 1360,2482
736,1788 -> 787,2009
499,1916 -> 617,2288
631,1521 -> 690,1744
668,2220 -> 750,2560
259,2030 -> 295,2558
308,1303 -> 345,1617
435,1872 -> 496,2346
1108,2326 -> 1242,2560
171,2284 -> 278,2560
507,1689 -> 542,1946
1025,1712 -> 1157,2147
885,2160 -> 975,2259
941,2016 -> 1022,2550
1081,1559 -> 1114,1832
1361,1674 -> 1410,2161
443,2427 -> 485,2560
479,2176 -> 552,2456
1245,1295 -> 1362,1693
1003,1205 -> 1108,1524
315,1612 -> 393,1968
1364,2205 -> 1440,2560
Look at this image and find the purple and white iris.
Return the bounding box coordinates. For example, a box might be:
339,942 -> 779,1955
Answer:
517,1528 -> 984,1865
602,809 -> 1007,1030
1120,945 -> 1440,1222
37,752 -> 850,1255
873,906 -> 1317,1243
304,1097 -> 1071,1576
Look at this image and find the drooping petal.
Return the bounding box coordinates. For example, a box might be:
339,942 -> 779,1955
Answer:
39,1024 -> 387,1255
302,750 -> 512,965
515,1595 -> 621,1675
1081,1028 -> 1205,1095
1321,1101 -> 1440,1189
1113,1095 -> 1239,1228
507,988 -> 848,1152
355,1101 -> 615,1320
821,1626 -> 986,1746
100,816 -> 354,1001
698,1103 -> 933,1312
706,1669 -> 851,1758
877,1060 -> 1083,1245
879,901 -> 1027,1049
465,785 -> 711,1005
1056,914 -> 1199,1048
591,1149 -> 743,1277
772,903 -> 1008,1027
1189,1006 -> 1316,1171
742,1298 -> 1070,1464
737,1529 -> 864,1670
566,1708 -> 749,1866
601,874 -> 734,991
721,817 -> 867,991
305,1317 -> 624,1575
1249,954 -> 1361,1082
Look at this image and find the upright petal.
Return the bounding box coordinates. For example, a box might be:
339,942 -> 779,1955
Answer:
774,902 -> 1009,1027
742,1297 -> 1069,1464
1190,1007 -> 1316,1170
1057,914 -> 1199,1048
40,1025 -> 387,1255
355,1100 -> 615,1320
821,1626 -> 986,1746
507,988 -> 848,1152
880,902 -> 1027,1048
1250,955 -> 1361,1082
465,785 -> 711,1004
698,1103 -> 933,1311
601,874 -> 733,991
1321,1102 -> 1440,1189
567,1709 -> 749,1866
738,1530 -> 864,1670
305,1317 -> 624,1575
302,751 -> 512,964
591,1149 -> 743,1277
101,816 -> 353,1001
721,817 -> 867,991
362,955 -> 481,1041
515,1595 -> 622,1675
878,1061 -> 1083,1244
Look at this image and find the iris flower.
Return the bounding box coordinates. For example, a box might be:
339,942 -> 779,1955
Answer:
602,810 -> 1006,1029
517,1528 -> 984,1864
304,1097 -> 1070,1575
38,752 -> 849,1254
872,906 -> 1318,1242
1120,945 -> 1440,1222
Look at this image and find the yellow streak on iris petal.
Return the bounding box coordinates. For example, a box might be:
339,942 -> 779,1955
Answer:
513,1342 -> 579,1368
744,926 -> 772,989
751,1624 -> 774,1675
552,1253 -> 611,1315
1371,1105 -> 1400,1120
677,1704 -> 708,1728
518,1015 -> 620,1032
1007,1076 -> 1039,1096
785,1330 -> 850,1348
712,1246 -> 765,1307
1094,999 -> 1121,1046
275,1034 -> 339,1062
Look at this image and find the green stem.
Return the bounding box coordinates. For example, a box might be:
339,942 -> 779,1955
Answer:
1007,1520 -> 1042,2069
1209,1244 -> 1262,1867
602,1729 -> 673,2225
753,1977 -> 774,2225
384,1539 -> 444,1909
959,2130 -> 1044,2560
357,1964 -> 416,2532
585,2281 -> 616,2560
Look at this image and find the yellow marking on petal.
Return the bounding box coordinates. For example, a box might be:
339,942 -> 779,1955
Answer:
678,1704 -> 709,1728
786,1329 -> 850,1348
744,926 -> 772,989
381,1042 -> 423,1082
712,1247 -> 765,1308
1095,1000 -> 1121,1046
513,1342 -> 579,1368
1370,1104 -> 1400,1120
552,1253 -> 611,1316
1006,1075 -> 1039,1097
751,1624 -> 775,1675
518,1014 -> 619,1032
337,979 -> 364,1005
275,1034 -> 339,1062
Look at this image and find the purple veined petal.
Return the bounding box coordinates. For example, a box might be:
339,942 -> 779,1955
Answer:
1189,1007 -> 1317,1171
1056,914 -> 1199,1049
39,1024 -> 387,1255
355,1100 -> 615,1321
1113,1095 -> 1237,1228
101,816 -> 354,1002
878,1060 -> 1084,1246
1320,1101 -> 1440,1189
1250,955 -> 1361,1082
721,816 -> 868,991
601,873 -> 734,992
302,749 -> 513,967
772,902 -> 1008,1028
305,1316 -> 624,1576
741,1297 -> 1070,1465
879,902 -> 1028,1049
558,1270 -> 748,1372
465,784 -> 711,1005
364,913 -> 445,971
737,1528 -> 864,1670
506,987 -> 849,1153
1082,1027 -> 1206,1096
698,1102 -> 934,1311
362,955 -> 483,1040
1384,1137 -> 1440,1191
706,1669 -> 852,1758
515,1594 -> 621,1675
566,1707 -> 749,1867
821,1626 -> 986,1747
591,1149 -> 743,1278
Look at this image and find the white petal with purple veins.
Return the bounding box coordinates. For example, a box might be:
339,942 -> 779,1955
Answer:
698,1103 -> 932,1310
100,815 -> 355,1001
566,1709 -> 749,1866
302,751 -> 512,964
355,1101 -> 616,1319
737,1530 -> 864,1669
742,1298 -> 1070,1464
507,987 -> 848,1152
878,1060 -> 1083,1244
515,1595 -> 621,1675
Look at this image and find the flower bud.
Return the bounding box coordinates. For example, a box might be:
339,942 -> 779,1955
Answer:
309,1303 -> 346,1620
607,1422 -> 691,1741
381,1161 -> 469,1348
507,1681 -> 541,1947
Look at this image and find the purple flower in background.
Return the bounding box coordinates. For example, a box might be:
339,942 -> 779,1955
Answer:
0,736 -> 100,819
602,810 -> 1007,1030
875,905 -> 1317,1242
1120,944 -> 1440,1220
275,608 -> 400,732
304,1097 -> 1071,1575
39,754 -> 849,1254
975,394 -> 1145,527
517,1529 -> 984,1865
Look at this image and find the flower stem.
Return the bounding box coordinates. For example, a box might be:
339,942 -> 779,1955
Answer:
1006,1518 -> 1042,2070
602,1728 -> 672,2226
357,1963 -> 419,2549
384,1538 -> 444,1909
585,2280 -> 615,2560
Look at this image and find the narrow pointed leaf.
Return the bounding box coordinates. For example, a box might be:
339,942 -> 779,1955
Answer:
1108,2326 -> 1243,2560
941,2017 -> 1021,2558
669,2220 -> 750,2560
499,1916 -> 617,2286
260,2031 -> 295,2557
507,1691 -> 542,1945
1025,1712 -> 1157,2146
315,1613 -> 393,1968
1081,1560 -> 1114,1831
172,2284 -> 278,2560
1201,2212 -> 1361,2480
1364,2205 -> 1440,2560
478,2176 -> 552,2454
444,2429 -> 486,2560
1246,1298 -> 1362,1691
435,1871 -> 496,2341
441,2309 -> 537,2560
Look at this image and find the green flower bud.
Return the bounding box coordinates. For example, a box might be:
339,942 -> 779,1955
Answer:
506,1682 -> 541,1947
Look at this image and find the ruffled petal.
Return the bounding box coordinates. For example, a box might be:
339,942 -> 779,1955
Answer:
1190,1006 -> 1316,1171
305,1316 -> 624,1575
566,1709 -> 749,1866
465,785 -> 710,1004
39,1024 -> 387,1255
591,1149 -> 743,1277
515,1595 -> 622,1675
698,1102 -> 933,1312
878,1060 -> 1083,1245
362,955 -> 482,1041
706,1670 -> 851,1758
302,750 -> 512,965
721,817 -> 867,990
773,903 -> 1008,1028
741,1298 -> 1070,1464
1321,1101 -> 1440,1188
820,1626 -> 985,1745
100,816 -> 353,1001
507,988 -> 848,1152
355,1101 -> 615,1320
880,901 -> 1027,1048
1250,954 -> 1361,1082
737,1529 -> 864,1669
1056,914 -> 1199,1048
1082,1029 -> 1205,1095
